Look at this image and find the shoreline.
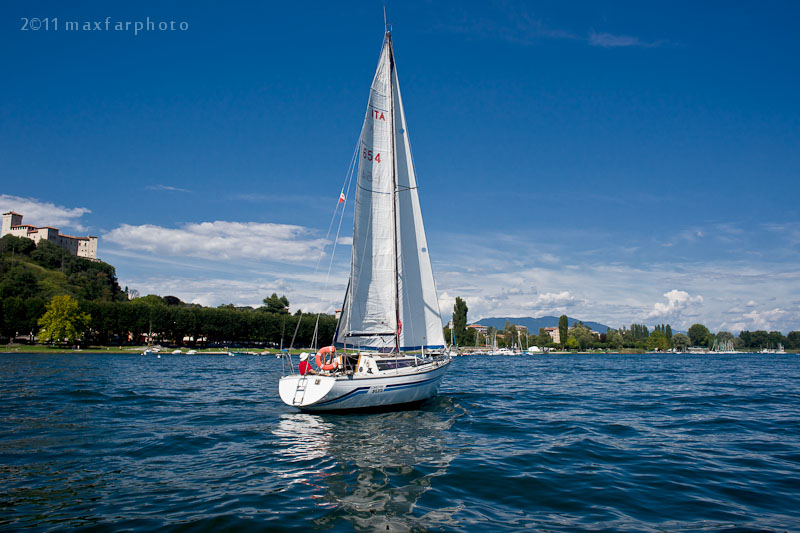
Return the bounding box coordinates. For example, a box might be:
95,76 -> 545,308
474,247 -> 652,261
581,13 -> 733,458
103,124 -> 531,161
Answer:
0,345 -> 296,355
1,345 -> 795,356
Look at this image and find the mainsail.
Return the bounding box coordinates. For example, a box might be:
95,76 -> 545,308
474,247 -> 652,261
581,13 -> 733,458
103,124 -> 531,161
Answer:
335,33 -> 445,351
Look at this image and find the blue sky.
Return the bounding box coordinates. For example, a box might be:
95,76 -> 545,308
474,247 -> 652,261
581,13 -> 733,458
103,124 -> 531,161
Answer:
2,1 -> 799,333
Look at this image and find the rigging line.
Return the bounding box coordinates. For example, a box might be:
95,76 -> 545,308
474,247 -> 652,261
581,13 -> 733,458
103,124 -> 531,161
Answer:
312,137 -> 360,277
357,183 -> 392,195
313,135 -> 360,348
288,313 -> 302,351
308,135 -> 359,350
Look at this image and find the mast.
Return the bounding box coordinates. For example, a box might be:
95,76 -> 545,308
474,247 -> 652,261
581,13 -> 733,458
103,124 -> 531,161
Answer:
387,30 -> 401,355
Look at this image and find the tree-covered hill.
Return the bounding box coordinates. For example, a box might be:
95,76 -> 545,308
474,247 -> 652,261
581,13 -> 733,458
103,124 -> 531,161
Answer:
0,234 -> 125,303
1,234 -> 126,342
1,235 -> 337,347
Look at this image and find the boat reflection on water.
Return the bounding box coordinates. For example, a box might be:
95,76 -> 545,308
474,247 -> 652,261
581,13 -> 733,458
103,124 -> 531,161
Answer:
273,397 -> 465,530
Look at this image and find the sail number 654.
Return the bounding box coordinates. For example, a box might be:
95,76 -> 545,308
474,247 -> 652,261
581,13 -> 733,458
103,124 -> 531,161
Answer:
362,149 -> 381,163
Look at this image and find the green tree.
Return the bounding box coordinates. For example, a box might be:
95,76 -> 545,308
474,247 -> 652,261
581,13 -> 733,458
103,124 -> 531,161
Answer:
536,327 -> 551,347
749,330 -> 769,349
787,331 -> 800,350
465,326 -> 477,346
672,333 -> 690,352
767,330 -> 784,348
502,320 -> 518,349
453,297 -> 468,346
739,330 -> 752,347
2,296 -> 26,341
733,336 -> 746,351
647,330 -> 670,351
0,265 -> 38,300
714,331 -> 734,347
565,336 -> 579,350
136,294 -> 166,306
263,293 -> 290,314
558,315 -> 568,348
163,295 -> 183,306
38,295 -> 90,345
571,324 -> 595,350
687,323 -> 711,347
606,329 -> 623,351
24,297 -> 45,341
30,239 -> 67,270
0,234 -> 36,256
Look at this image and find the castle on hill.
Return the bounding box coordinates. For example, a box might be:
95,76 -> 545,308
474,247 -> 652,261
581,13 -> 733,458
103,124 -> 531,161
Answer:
1,211 -> 98,259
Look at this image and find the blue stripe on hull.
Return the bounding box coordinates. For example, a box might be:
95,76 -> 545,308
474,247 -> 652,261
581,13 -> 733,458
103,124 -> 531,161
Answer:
315,374 -> 442,406
298,361 -> 450,411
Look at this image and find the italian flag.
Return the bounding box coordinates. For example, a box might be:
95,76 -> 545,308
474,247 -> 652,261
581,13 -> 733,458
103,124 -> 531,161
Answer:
338,189 -> 345,203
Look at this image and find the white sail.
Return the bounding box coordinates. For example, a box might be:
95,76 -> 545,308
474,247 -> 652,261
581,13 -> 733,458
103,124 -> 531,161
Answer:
392,60 -> 446,350
336,39 -> 396,349
336,35 -> 444,351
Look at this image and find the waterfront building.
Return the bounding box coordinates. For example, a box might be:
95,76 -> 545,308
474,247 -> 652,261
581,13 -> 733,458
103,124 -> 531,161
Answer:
1,211 -> 98,259
467,324 -> 488,335
544,327 -> 560,344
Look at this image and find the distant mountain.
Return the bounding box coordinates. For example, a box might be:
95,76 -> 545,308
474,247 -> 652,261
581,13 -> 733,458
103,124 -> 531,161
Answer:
475,316 -> 612,333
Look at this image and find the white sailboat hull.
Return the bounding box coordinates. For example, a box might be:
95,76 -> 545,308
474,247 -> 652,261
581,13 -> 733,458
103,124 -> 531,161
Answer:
279,359 -> 450,411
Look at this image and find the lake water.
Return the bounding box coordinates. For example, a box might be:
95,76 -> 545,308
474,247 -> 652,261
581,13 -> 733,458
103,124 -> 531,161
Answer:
1,352 -> 799,531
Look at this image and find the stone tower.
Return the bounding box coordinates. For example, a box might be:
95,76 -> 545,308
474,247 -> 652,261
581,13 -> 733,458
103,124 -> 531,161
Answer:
1,212 -> 23,237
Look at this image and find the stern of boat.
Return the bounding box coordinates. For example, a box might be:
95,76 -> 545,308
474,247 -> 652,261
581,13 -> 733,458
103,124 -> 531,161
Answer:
279,375 -> 337,408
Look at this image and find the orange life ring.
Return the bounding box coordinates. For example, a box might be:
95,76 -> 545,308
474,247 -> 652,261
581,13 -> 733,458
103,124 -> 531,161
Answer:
316,346 -> 338,371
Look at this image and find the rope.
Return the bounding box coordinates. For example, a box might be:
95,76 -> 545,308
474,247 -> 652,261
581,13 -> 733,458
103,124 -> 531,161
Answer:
311,136 -> 360,350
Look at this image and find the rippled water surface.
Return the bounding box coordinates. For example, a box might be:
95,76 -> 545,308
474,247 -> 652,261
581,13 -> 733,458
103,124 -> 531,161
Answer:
2,352 -> 800,531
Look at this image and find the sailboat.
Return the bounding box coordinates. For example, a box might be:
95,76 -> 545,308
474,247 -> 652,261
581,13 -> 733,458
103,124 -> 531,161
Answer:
278,29 -> 451,411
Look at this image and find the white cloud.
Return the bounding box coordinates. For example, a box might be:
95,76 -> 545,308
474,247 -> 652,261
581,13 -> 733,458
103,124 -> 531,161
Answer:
146,184 -> 191,193
533,291 -> 576,306
646,289 -> 703,320
437,292 -> 457,321
104,221 -> 326,263
0,194 -> 91,231
741,308 -> 788,331
588,31 -> 662,48
675,228 -> 705,243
